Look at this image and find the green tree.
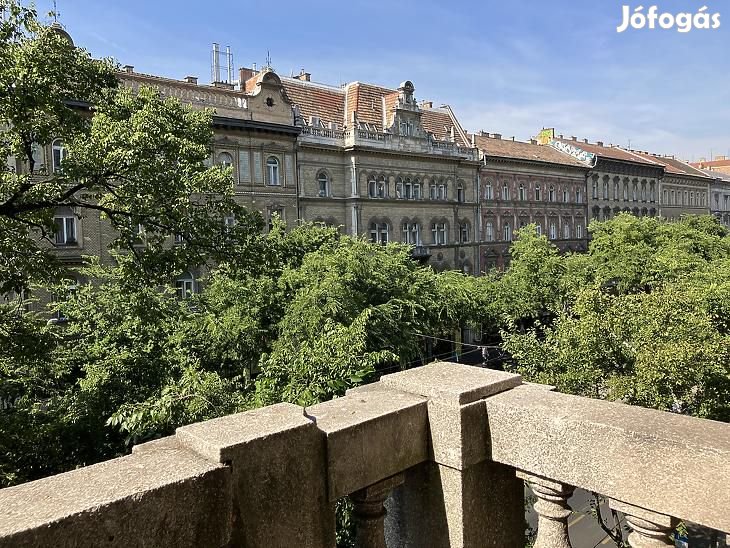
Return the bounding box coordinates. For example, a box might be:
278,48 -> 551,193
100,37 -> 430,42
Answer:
0,0 -> 262,292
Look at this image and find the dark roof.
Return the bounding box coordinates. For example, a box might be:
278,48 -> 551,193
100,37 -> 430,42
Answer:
627,151 -> 711,179
553,139 -> 661,166
472,134 -> 587,168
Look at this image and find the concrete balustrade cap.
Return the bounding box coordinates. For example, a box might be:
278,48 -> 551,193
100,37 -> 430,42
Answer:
381,361 -> 521,405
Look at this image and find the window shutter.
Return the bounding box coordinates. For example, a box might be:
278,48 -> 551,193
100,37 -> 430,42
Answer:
239,150 -> 251,183
253,151 -> 263,183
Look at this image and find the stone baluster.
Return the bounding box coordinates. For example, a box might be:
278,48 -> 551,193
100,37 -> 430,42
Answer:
351,474 -> 404,548
609,500 -> 677,548
518,471 -> 574,548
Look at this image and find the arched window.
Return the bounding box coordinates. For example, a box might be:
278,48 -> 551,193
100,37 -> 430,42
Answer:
485,181 -> 493,200
431,221 -> 447,245
549,221 -> 557,240
650,181 -> 656,202
266,156 -> 280,186
562,188 -> 568,203
485,221 -> 494,242
404,178 -> 413,199
641,181 -> 647,202
602,179 -> 609,200
632,181 -> 638,201
175,272 -> 195,300
535,223 -> 542,236
377,176 -> 387,198
369,222 -> 389,245
457,184 -> 465,203
369,177 -> 377,198
317,172 -> 329,197
217,151 -> 233,167
52,139 -> 67,173
576,224 -> 583,239
535,184 -> 541,201
623,178 -> 629,201
402,221 -> 421,245
396,177 -> 404,198
549,185 -> 555,202
459,221 -> 470,243
563,222 -> 570,239
518,183 -> 525,201
503,221 -> 512,242
613,178 -> 619,201
502,182 -> 510,201
592,179 -> 598,199
413,179 -> 422,199
438,181 -> 447,200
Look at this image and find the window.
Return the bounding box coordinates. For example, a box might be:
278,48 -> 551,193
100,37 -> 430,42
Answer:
650,181 -> 656,202
175,272 -> 195,300
224,214 -> 236,228
535,185 -> 541,201
431,222 -> 447,245
632,181 -> 638,201
318,172 -> 329,197
623,179 -> 629,201
457,186 -> 465,203
535,224 -> 542,236
430,184 -> 437,200
518,183 -> 525,201
413,181 -> 422,199
562,189 -> 568,203
402,222 -> 421,245
54,215 -> 77,245
563,222 -> 570,239
502,182 -> 509,201
459,222 -> 470,243
549,221 -> 557,240
613,179 -> 619,201
377,177 -> 386,198
437,182 -> 446,200
485,221 -> 494,242
549,185 -> 555,202
218,152 -> 233,167
52,139 -> 67,173
592,179 -> 598,199
174,233 -> 185,244
396,178 -> 403,198
503,222 -> 512,242
370,222 -> 389,244
602,179 -> 609,200
576,224 -> 583,238
403,179 -> 413,199
266,156 -> 280,186
485,181 -> 493,200
641,181 -> 647,202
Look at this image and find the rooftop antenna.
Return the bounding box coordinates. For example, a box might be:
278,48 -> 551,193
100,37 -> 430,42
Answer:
52,0 -> 59,22
226,45 -> 233,83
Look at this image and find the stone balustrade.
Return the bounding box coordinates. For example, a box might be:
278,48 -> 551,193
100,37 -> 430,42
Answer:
0,361 -> 727,548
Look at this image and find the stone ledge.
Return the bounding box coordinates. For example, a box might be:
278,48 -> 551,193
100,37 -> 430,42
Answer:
0,444 -> 232,548
381,361 -> 521,405
308,387 -> 428,500
485,384 -> 730,533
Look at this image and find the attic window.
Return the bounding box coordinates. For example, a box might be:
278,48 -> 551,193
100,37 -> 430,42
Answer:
265,97 -> 275,107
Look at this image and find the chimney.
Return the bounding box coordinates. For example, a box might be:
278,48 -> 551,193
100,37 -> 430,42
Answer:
123,65 -> 134,73
293,68 -> 311,81
596,141 -> 604,147
239,67 -> 255,84
493,133 -> 502,140
184,76 -> 198,84
583,138 -> 588,144
571,136 -> 577,141
420,100 -> 433,109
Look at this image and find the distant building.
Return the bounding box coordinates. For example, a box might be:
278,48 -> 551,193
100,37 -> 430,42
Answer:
691,156 -> 730,175
471,132 -> 589,270
704,170 -> 730,228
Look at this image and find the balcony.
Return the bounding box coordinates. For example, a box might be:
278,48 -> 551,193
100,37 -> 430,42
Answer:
0,361 -> 727,547
410,245 -> 431,263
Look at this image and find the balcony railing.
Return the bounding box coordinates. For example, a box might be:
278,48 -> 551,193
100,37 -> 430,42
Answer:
0,361 -> 727,547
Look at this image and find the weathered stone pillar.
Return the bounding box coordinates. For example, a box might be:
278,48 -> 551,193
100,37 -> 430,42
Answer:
351,474 -> 404,548
609,500 -> 676,548
379,362 -> 525,548
518,472 -> 574,548
176,402 -> 336,548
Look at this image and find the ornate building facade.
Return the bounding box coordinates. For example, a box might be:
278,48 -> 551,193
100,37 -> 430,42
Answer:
473,133 -> 589,270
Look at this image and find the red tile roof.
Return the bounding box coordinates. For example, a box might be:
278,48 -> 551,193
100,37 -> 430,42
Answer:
553,139 -> 661,166
280,77 -> 345,127
472,134 -> 588,168
691,158 -> 730,168
627,151 -> 711,179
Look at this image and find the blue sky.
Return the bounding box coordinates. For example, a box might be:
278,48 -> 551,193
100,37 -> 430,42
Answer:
49,0 -> 729,160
